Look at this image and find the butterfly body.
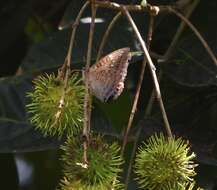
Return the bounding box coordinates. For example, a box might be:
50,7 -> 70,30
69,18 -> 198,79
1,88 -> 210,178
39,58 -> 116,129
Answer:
86,47 -> 131,102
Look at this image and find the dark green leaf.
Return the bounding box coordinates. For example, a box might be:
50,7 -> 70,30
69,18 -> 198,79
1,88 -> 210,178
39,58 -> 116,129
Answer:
0,74 -> 61,153
21,8 -> 145,73
163,1 -> 217,87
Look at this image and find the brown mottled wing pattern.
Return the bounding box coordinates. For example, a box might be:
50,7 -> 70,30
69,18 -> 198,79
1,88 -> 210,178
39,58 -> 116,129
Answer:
88,47 -> 131,102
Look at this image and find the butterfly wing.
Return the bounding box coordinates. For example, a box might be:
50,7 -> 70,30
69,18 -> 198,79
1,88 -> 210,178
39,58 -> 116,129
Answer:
88,47 -> 131,102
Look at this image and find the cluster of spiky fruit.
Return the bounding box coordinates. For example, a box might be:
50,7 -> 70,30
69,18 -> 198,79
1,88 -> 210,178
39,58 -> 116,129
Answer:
26,73 -> 202,190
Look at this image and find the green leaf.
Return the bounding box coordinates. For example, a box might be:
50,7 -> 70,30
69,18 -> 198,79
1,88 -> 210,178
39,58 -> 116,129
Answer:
0,74 -> 61,153
162,1 -> 217,87
21,13 -> 143,73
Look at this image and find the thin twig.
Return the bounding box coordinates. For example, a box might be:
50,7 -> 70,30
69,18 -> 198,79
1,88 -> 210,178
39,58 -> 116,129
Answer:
121,8 -> 157,155
123,2 -> 200,182
138,0 -> 200,135
83,2 -> 97,165
96,12 -> 122,61
89,0 -> 196,14
121,4 -> 200,168
163,0 -> 200,60
54,1 -> 90,125
59,1 -> 90,74
169,7 -> 217,67
90,0 -> 177,13
146,0 -> 200,118
122,7 -> 173,138
92,0 -> 149,12
96,0 -> 137,62
124,14 -> 155,190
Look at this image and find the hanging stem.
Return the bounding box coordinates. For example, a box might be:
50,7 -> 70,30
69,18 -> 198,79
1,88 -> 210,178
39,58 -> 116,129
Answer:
124,1 -> 200,186
144,0 -> 199,120
163,0 -> 200,60
83,2 -> 97,165
169,7 -> 217,67
54,1 -> 90,125
121,8 -> 157,155
122,6 -> 173,138
96,12 -> 122,61
59,1 -> 90,77
90,0 -> 187,13
124,13 -> 155,189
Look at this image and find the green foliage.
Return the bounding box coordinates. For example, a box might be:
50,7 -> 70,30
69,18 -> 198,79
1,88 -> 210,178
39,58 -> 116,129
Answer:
134,133 -> 198,190
24,18 -> 47,43
26,73 -> 85,137
59,135 -> 124,190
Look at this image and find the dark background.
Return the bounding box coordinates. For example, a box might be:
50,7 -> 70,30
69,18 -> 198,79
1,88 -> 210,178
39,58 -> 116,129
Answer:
0,0 -> 217,189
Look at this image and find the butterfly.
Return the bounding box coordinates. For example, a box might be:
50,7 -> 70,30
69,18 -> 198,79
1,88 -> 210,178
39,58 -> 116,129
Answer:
85,47 -> 131,102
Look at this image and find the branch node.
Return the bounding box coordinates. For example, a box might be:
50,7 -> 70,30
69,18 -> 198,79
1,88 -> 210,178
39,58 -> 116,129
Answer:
150,6 -> 160,16
151,64 -> 156,71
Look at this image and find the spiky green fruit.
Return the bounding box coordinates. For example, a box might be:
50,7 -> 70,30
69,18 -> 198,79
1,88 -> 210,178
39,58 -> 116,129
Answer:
60,135 -> 123,190
26,73 -> 85,137
177,181 -> 203,190
134,133 -> 198,190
